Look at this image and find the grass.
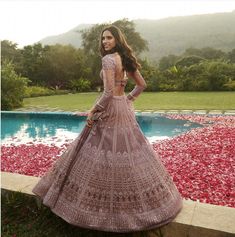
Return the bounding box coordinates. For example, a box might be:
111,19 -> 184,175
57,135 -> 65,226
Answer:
1,191 -> 164,237
21,91 -> 235,111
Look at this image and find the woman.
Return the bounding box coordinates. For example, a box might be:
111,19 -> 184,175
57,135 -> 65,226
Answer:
32,25 -> 183,232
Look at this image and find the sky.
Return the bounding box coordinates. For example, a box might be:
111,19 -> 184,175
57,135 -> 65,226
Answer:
1,0 -> 235,48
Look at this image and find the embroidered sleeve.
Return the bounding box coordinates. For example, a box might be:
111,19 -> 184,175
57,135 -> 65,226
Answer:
127,70 -> 147,101
93,55 -> 115,111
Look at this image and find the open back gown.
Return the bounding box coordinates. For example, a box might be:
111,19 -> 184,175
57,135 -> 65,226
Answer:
32,52 -> 183,232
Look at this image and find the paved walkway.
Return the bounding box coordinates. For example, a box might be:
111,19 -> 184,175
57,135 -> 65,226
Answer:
13,106 -> 235,115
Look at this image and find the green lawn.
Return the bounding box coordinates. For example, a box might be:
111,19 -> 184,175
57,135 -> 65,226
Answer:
21,92 -> 235,111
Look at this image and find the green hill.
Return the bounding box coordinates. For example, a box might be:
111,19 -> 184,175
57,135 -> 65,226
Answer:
39,11 -> 235,62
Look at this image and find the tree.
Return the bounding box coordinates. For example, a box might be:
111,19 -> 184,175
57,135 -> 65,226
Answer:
175,55 -> 205,67
20,43 -> 91,90
42,44 -> 90,89
179,63 -> 208,91
158,54 -> 179,71
205,61 -> 235,90
21,43 -> 47,86
1,61 -> 30,110
138,58 -> 160,91
183,47 -> 226,60
80,19 -> 148,90
178,61 -> 235,91
1,40 -> 23,73
80,18 -> 148,56
68,78 -> 91,92
184,47 -> 202,57
200,47 -> 226,60
227,48 -> 235,63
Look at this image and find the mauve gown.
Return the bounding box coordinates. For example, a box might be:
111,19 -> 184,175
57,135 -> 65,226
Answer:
32,52 -> 183,232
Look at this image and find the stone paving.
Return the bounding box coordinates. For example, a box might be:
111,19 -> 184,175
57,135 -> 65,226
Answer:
13,106 -> 235,115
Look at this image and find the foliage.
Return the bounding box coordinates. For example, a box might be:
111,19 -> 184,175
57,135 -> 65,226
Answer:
39,12 -> 235,62
138,58 -> 160,91
1,40 -> 23,73
223,80 -> 235,91
21,43 -> 92,90
175,55 -> 205,67
158,54 -> 179,71
203,60 -> 235,90
1,61 -> 30,110
80,18 -> 148,56
183,47 -> 226,60
21,43 -> 49,86
68,78 -> 91,92
24,86 -> 69,98
80,19 -> 149,91
227,49 -> 235,63
157,48 -> 235,91
1,38 -> 235,93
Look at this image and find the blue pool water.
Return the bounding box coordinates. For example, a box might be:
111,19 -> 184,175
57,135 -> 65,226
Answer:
1,112 -> 203,145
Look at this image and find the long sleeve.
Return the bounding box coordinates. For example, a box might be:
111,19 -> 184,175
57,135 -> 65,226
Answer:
127,69 -> 147,101
93,55 -> 115,111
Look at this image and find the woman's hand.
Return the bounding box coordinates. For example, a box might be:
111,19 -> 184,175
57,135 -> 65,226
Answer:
86,110 -> 95,127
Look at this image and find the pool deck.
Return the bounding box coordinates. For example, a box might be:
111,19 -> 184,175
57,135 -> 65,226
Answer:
11,107 -> 235,115
1,171 -> 235,237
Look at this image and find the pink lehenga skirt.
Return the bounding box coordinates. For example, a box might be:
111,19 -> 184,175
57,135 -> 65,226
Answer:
32,95 -> 183,232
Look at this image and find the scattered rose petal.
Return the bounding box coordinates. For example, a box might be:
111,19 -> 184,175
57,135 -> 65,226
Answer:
1,114 -> 235,207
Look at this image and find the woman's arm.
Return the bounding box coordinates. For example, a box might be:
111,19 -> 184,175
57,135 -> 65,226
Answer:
126,69 -> 147,101
89,55 -> 115,114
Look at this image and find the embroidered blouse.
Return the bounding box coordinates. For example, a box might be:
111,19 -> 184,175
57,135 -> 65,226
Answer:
93,53 -> 146,112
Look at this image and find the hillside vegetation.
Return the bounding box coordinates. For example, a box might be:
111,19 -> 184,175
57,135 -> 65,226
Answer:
39,11 -> 235,62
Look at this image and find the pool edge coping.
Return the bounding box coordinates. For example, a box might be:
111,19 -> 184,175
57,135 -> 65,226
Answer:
1,171 -> 235,237
2,110 -> 235,116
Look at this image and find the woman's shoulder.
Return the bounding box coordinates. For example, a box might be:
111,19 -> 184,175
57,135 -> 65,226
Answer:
102,52 -> 119,59
102,53 -> 117,69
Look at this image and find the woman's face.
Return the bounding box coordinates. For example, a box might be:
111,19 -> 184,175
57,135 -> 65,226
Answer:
102,30 -> 116,51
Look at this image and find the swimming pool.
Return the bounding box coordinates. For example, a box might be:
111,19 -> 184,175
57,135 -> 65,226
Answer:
1,111 -> 203,145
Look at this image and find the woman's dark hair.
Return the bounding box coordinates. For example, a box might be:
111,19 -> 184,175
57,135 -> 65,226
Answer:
99,25 -> 141,72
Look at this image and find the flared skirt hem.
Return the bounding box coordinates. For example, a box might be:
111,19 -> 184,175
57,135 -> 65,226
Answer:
34,189 -> 183,233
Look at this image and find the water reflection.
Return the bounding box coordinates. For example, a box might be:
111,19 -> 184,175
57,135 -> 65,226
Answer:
1,113 -> 86,140
136,115 -> 201,137
1,113 -> 202,144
